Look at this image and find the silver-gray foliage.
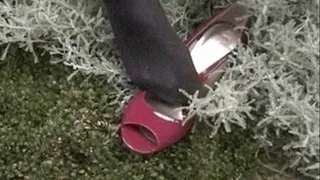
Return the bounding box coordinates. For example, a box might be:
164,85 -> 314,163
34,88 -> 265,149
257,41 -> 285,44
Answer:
0,0 -> 319,178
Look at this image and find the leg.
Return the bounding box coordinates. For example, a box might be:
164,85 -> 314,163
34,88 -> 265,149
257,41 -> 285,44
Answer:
102,0 -> 200,105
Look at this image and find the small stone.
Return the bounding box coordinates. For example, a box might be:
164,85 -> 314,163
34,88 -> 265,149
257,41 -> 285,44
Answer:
79,169 -> 85,174
150,172 -> 158,177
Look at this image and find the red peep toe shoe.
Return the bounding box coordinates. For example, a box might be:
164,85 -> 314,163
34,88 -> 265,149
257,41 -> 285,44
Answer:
120,3 -> 250,154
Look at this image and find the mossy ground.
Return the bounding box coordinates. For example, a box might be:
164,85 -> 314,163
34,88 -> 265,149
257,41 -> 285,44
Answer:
0,50 -> 305,180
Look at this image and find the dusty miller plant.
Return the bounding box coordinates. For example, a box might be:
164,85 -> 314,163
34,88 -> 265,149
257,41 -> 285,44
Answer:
0,0 -> 319,178
184,0 -> 319,178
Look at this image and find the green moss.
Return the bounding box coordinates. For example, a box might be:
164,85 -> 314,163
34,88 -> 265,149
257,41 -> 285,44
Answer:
1,0 -> 319,178
0,51 -> 273,180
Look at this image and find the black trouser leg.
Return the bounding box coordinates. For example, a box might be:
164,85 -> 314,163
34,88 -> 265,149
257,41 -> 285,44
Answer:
102,0 -> 201,105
